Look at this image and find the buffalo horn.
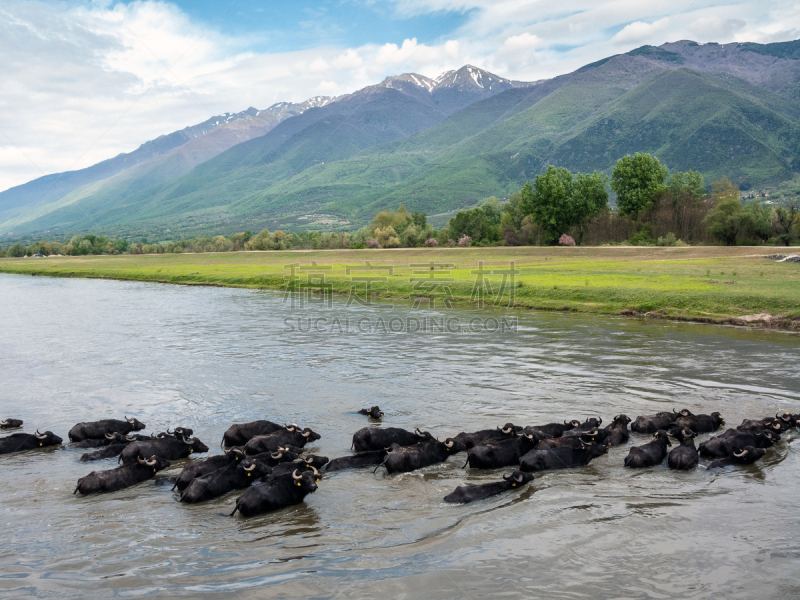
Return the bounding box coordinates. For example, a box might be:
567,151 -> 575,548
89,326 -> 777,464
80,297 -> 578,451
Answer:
243,463 -> 256,472
596,417 -> 602,426
146,456 -> 158,466
777,412 -> 790,422
181,435 -> 191,444
105,433 -> 115,439
563,420 -> 570,426
0,420 -> 7,426
292,469 -> 303,480
271,452 -> 283,459
444,440 -> 454,448
137,456 -> 147,465
35,430 -> 47,439
514,473 -> 524,483
310,466 -> 319,476
166,428 -> 175,435
302,430 -> 311,438
733,449 -> 747,457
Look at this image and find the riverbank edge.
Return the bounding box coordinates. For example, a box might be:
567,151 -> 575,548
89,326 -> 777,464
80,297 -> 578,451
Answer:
3,264 -> 799,333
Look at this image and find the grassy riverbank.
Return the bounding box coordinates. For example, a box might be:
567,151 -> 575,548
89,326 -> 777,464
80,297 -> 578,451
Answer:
2,246 -> 799,330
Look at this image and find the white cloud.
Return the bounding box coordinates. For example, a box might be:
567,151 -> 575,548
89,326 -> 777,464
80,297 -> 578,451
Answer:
611,18 -> 670,45
1,0 -> 799,193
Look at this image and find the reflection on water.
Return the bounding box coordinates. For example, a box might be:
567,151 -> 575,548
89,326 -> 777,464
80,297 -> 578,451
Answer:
0,273 -> 799,599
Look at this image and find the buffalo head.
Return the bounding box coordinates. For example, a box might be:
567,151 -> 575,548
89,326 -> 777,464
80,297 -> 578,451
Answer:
503,470 -> 535,487
124,416 -> 146,431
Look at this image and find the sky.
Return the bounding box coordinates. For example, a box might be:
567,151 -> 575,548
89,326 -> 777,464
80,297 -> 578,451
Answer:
1,0 -> 798,192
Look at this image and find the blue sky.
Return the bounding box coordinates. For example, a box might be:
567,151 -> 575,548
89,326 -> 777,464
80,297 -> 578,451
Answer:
150,0 -> 472,53
0,0 -> 798,191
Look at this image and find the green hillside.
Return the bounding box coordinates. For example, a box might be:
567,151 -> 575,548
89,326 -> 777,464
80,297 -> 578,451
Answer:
5,41 -> 800,240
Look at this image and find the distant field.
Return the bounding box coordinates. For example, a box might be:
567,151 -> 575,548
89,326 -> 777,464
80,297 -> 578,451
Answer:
2,246 -> 799,330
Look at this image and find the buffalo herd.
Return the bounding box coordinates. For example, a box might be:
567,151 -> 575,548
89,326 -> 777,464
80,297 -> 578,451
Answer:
1,404 -> 797,516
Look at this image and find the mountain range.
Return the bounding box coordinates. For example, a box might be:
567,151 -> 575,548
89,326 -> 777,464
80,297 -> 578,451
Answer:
3,39 -> 800,241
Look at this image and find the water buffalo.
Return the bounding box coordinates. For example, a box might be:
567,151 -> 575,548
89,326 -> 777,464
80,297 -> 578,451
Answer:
623,430 -> 671,468
669,412 -> 724,435
698,428 -> 779,458
352,427 -> 432,452
119,435 -> 209,465
526,420 -> 581,439
180,459 -> 271,503
222,420 -> 285,446
519,441 -> 608,472
230,470 -> 319,517
74,455 -> 171,494
173,448 -> 245,491
603,415 -> 631,447
325,449 -> 388,472
68,417 -> 145,442
70,431 -> 130,449
80,443 -> 129,462
708,446 -> 767,469
667,429 -> 699,470
0,430 -> 62,455
358,406 -> 384,419
0,419 -> 23,429
267,461 -> 324,480
244,426 -> 321,455
378,438 -> 467,474
248,447 -> 302,468
562,418 -> 603,437
738,417 -> 791,435
464,432 -> 543,469
453,423 -> 523,449
444,471 -> 535,504
630,410 -> 687,433
533,434 -> 599,452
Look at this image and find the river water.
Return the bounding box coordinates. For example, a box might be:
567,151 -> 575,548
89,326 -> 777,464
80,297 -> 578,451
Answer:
0,273 -> 798,599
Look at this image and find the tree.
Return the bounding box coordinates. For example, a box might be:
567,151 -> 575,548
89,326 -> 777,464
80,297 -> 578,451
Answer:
7,243 -> 25,257
520,166 -> 608,244
669,170 -> 706,200
705,197 -> 743,245
771,201 -> 799,246
447,207 -> 498,243
611,153 -> 669,217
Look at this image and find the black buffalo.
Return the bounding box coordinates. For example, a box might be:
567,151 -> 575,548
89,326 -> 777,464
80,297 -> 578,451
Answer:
738,417 -> 791,435
667,429 -> 698,470
244,426 -> 321,455
68,417 -> 145,442
444,471 -> 535,504
119,435 -> 209,465
533,432 -> 601,451
464,432 -> 544,469
379,438 -> 467,474
0,419 -> 23,429
70,431 -> 130,449
623,430 -> 671,468
0,430 -> 62,455
453,423 -> 523,450
267,461 -> 323,480
74,455 -> 171,494
562,418 -> 603,437
80,443 -> 131,462
222,420 -> 285,446
669,412 -> 724,435
630,410 -> 687,433
358,406 -> 384,419
519,441 -> 608,472
352,427 -> 432,452
525,420 -> 581,439
173,448 -> 245,491
698,428 -> 779,458
325,449 -> 388,472
603,415 -> 631,447
708,446 -> 767,469
230,470 -> 319,517
180,459 -> 271,503
249,447 -> 303,468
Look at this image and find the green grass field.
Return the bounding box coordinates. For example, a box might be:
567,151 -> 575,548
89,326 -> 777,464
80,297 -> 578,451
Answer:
2,246 -> 799,330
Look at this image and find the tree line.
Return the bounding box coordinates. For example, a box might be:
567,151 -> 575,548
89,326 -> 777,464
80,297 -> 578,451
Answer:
2,153 -> 798,258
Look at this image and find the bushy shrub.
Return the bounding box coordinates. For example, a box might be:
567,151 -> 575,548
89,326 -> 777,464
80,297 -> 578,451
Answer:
458,235 -> 472,247
423,238 -> 438,247
558,234 -> 576,246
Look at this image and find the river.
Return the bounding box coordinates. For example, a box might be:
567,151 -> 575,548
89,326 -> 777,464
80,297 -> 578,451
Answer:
0,273 -> 798,599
